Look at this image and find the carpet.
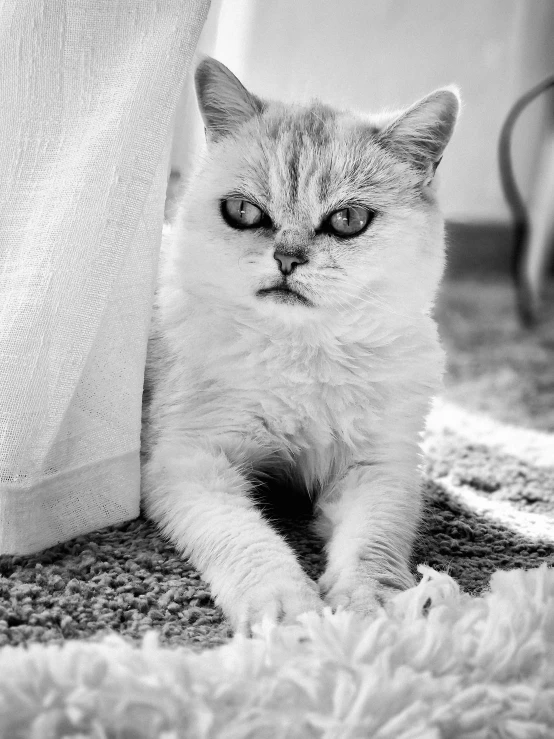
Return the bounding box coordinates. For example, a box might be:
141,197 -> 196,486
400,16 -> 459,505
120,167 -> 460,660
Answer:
1,277 -> 554,736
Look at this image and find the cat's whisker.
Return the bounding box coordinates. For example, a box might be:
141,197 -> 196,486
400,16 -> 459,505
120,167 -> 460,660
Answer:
334,281 -> 420,320
298,271 -> 418,320
325,288 -> 407,319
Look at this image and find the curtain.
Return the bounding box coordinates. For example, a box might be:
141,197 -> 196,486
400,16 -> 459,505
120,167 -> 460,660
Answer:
167,0 -> 254,215
0,0 -> 210,555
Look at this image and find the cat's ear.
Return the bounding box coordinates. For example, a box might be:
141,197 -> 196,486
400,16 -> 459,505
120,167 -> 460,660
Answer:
379,87 -> 460,182
195,56 -> 264,142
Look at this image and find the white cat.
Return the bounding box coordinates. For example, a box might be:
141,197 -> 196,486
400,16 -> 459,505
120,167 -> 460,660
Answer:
141,56 -> 460,634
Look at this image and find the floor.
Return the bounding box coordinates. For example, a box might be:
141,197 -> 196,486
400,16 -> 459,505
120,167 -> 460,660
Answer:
436,277 -> 554,432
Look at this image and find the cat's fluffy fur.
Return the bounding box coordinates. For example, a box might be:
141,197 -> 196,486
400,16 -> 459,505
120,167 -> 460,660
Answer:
141,57 -> 460,633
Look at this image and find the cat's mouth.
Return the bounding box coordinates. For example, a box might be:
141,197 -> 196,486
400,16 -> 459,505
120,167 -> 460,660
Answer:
256,283 -> 312,307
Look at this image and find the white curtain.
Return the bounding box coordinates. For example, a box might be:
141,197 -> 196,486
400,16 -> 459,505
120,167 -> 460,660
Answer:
0,0 -> 210,554
168,0 -> 254,198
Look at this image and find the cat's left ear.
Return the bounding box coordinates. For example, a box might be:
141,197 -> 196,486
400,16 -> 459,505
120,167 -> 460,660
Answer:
195,56 -> 264,142
379,87 -> 460,183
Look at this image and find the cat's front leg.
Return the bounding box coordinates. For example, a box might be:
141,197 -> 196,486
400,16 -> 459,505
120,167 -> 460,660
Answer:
142,444 -> 322,634
316,458 -> 421,616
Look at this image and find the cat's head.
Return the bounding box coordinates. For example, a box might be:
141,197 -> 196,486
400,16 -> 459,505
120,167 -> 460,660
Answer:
177,57 -> 459,323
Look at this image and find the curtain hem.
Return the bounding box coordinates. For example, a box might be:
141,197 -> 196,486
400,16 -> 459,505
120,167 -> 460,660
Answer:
0,450 -> 140,555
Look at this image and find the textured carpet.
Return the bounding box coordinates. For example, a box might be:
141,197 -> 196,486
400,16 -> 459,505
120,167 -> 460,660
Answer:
1,278 -> 553,652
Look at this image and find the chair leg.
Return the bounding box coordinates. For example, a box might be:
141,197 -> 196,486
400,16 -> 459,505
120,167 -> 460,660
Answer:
519,130 -> 554,324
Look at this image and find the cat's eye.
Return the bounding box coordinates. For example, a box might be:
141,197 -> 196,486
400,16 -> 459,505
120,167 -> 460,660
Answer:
221,198 -> 268,229
326,206 -> 373,237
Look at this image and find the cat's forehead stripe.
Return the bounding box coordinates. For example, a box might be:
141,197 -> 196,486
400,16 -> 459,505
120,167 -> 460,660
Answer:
265,103 -> 336,144
263,105 -> 336,207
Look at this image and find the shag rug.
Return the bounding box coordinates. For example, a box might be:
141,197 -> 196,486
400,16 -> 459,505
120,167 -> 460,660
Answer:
1,278 -> 554,737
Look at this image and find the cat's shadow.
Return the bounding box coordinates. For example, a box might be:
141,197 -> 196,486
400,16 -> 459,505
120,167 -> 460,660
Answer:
251,478 -> 554,597
251,480 -> 327,582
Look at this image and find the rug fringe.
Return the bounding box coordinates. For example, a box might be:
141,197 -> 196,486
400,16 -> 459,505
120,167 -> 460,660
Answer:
1,564 -> 553,738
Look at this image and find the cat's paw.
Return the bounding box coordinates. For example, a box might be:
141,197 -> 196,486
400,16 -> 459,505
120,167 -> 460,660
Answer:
225,571 -> 323,636
319,567 -> 414,617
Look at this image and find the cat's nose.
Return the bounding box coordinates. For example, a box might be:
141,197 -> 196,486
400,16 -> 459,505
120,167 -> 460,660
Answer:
273,250 -> 308,276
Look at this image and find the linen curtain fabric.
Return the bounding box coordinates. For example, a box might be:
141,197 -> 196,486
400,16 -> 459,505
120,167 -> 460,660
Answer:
0,0 -> 210,554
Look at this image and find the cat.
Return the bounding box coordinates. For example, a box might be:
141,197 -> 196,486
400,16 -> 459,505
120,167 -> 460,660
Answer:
141,55 -> 460,635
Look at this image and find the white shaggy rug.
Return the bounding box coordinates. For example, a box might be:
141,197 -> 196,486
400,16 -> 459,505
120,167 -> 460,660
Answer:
1,562 -> 554,738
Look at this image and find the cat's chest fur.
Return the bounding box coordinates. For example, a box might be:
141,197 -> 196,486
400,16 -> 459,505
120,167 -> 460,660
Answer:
224,324 -> 378,445
156,303 -> 436,489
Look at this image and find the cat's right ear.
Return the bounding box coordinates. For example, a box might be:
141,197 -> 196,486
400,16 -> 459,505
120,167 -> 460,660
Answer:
195,57 -> 264,142
378,87 -> 461,183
